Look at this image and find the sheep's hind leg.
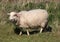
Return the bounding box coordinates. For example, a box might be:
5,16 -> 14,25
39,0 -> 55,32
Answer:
19,31 -> 22,35
40,21 -> 46,33
40,28 -> 43,33
27,30 -> 30,36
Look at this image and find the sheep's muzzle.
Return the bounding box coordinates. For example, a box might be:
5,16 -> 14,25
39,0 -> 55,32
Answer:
10,19 -> 17,24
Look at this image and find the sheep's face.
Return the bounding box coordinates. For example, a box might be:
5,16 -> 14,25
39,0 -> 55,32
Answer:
8,12 -> 18,23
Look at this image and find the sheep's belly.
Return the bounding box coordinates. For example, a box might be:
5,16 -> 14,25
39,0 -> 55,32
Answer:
20,26 -> 40,32
22,28 -> 40,32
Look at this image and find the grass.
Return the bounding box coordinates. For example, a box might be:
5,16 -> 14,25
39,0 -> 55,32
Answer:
0,1 -> 60,42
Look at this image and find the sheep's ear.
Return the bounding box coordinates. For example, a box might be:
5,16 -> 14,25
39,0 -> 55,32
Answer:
7,13 -> 10,15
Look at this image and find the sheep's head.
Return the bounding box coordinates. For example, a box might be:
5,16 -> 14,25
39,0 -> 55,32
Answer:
8,12 -> 19,23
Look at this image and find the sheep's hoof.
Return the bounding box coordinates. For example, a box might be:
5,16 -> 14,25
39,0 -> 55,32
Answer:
27,30 -> 30,36
19,31 -> 22,35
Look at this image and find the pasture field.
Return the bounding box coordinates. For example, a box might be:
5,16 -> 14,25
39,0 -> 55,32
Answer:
0,0 -> 60,42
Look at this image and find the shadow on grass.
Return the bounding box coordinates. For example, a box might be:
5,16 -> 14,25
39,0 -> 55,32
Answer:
43,26 -> 52,32
14,26 -> 52,35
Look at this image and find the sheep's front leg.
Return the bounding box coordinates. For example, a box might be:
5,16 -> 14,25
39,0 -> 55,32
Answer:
27,30 -> 30,36
19,31 -> 22,35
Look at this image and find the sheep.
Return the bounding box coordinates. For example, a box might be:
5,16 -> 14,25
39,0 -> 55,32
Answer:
8,9 -> 49,36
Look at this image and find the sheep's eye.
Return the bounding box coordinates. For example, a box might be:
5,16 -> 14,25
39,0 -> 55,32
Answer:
14,14 -> 17,16
14,14 -> 18,17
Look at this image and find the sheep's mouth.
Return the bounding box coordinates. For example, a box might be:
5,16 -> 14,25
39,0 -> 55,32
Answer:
10,19 -> 17,24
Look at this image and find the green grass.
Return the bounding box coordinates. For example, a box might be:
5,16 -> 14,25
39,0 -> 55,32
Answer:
0,1 -> 60,42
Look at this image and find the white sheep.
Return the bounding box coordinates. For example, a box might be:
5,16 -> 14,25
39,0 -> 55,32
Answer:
8,9 -> 49,36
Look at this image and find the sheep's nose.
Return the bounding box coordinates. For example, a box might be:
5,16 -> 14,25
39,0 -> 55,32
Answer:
10,19 -> 15,22
10,19 -> 17,24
